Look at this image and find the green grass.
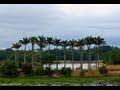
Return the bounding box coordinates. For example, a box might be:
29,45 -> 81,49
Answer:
0,76 -> 120,86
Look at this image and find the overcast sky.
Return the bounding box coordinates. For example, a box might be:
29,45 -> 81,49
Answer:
0,4 -> 120,49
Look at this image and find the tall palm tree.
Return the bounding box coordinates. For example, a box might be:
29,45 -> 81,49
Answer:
92,37 -> 98,69
19,37 -> 30,64
11,42 -> 21,67
84,36 -> 93,70
37,35 -> 47,65
76,39 -> 85,70
93,36 -> 105,69
47,37 -> 53,55
69,39 -> 76,70
53,38 -> 61,70
29,36 -> 37,68
61,40 -> 68,68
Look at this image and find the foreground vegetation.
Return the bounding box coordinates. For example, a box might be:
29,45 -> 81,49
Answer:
0,76 -> 120,86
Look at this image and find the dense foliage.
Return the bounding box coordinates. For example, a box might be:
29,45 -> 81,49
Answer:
0,45 -> 113,62
0,60 -> 17,77
60,67 -> 72,76
98,65 -> 108,76
102,47 -> 120,64
21,63 -> 33,76
41,54 -> 56,65
44,67 -> 53,76
34,65 -> 45,76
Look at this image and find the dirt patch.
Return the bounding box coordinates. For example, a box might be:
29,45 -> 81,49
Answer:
107,65 -> 120,76
18,71 -> 25,77
71,70 -> 102,77
71,70 -> 81,77
84,70 -> 102,77
108,68 -> 120,71
108,71 -> 120,76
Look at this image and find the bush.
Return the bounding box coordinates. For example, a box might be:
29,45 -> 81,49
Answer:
80,70 -> 86,77
34,65 -> 45,76
0,60 -> 17,77
98,65 -> 108,76
44,67 -> 53,76
60,67 -> 66,75
21,63 -> 33,76
60,67 -> 72,76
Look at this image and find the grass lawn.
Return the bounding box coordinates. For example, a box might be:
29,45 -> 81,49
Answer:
0,76 -> 120,86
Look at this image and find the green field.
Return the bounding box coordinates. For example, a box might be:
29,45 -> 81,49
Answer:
0,76 -> 120,86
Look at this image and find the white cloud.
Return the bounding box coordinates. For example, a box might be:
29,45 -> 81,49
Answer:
0,4 -> 120,49
56,4 -> 120,17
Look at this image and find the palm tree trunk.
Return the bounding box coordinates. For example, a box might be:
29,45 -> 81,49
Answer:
16,49 -> 19,68
87,45 -> 89,69
15,49 -> 18,68
89,45 -> 91,70
24,45 -> 26,64
56,46 -> 58,70
39,47 -> 42,65
88,45 -> 91,70
48,63 -> 51,68
64,47 -> 66,68
80,46 -> 83,70
72,47 -> 74,70
15,50 -> 17,64
31,44 -> 34,68
97,45 -> 100,69
95,45 -> 98,70
48,44 -> 50,55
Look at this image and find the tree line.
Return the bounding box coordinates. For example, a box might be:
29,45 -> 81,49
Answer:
11,35 -> 106,70
0,45 -> 112,64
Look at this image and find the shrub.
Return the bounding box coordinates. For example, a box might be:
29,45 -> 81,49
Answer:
60,67 -> 66,75
65,68 -> 72,76
60,67 -> 72,76
44,67 -> 53,76
98,65 -> 108,76
34,65 -> 45,76
80,70 -> 86,77
0,60 -> 17,77
21,63 -> 33,76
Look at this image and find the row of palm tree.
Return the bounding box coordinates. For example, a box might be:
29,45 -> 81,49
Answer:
11,35 -> 105,70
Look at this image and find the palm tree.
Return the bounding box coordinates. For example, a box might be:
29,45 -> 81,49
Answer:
84,36 -> 93,70
69,39 -> 76,70
11,42 -> 21,67
36,35 -> 47,65
47,37 -> 53,55
76,39 -> 85,70
93,36 -> 105,69
61,40 -> 68,68
92,37 -> 98,69
29,36 -> 37,68
19,37 -> 30,64
53,38 -> 61,70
